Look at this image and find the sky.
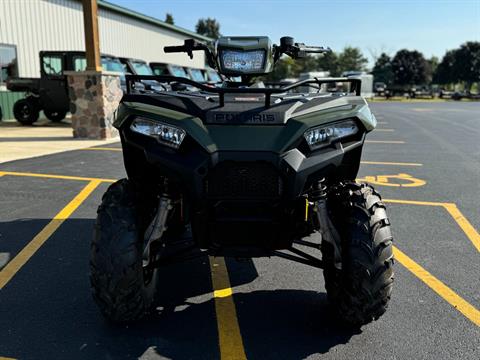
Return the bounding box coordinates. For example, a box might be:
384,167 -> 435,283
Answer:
107,0 -> 480,66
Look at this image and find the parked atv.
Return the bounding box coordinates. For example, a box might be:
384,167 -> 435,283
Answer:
6,51 -> 125,125
90,36 -> 394,327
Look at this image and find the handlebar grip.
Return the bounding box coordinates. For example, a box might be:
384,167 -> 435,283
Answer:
299,46 -> 330,53
164,45 -> 185,53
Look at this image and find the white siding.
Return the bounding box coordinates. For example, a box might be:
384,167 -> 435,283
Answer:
98,8 -> 204,67
0,0 -> 205,78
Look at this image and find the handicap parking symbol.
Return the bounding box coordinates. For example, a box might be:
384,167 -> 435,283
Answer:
357,173 -> 426,187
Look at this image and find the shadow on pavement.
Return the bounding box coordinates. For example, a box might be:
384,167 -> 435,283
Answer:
234,289 -> 359,359
0,218 -> 358,360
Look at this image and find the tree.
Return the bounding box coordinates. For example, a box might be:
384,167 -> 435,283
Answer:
337,47 -> 368,74
265,56 -> 296,81
165,13 -> 174,25
265,55 -> 316,81
295,55 -> 319,74
433,50 -> 456,85
371,53 -> 394,85
433,42 -> 480,89
391,49 -> 429,86
317,51 -> 339,76
428,56 -> 438,76
195,18 -> 221,39
452,41 -> 480,91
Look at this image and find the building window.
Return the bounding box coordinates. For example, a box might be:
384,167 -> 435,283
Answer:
42,55 -> 63,75
73,56 -> 87,71
0,44 -> 17,85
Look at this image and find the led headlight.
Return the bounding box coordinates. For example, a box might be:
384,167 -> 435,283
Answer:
130,117 -> 186,149
304,120 -> 359,150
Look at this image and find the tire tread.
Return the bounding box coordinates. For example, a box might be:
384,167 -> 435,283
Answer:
90,179 -> 154,322
323,181 -> 394,326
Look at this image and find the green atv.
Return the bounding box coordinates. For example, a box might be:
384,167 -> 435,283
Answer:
90,36 -> 394,327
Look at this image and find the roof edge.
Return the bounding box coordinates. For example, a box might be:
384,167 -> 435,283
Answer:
98,1 -> 213,42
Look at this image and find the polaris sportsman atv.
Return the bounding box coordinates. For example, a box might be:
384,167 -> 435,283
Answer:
90,36 -> 394,327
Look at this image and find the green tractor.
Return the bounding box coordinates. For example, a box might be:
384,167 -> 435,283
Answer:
90,36 -> 394,327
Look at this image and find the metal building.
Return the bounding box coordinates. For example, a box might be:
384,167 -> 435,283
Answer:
0,0 -> 210,120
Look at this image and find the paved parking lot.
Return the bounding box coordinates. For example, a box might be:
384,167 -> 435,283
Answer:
0,102 -> 479,360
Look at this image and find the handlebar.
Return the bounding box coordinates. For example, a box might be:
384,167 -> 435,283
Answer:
164,37 -> 331,70
164,45 -> 187,53
274,37 -> 331,61
163,39 -> 216,67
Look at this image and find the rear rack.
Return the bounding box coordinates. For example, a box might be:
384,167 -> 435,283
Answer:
126,75 -> 361,108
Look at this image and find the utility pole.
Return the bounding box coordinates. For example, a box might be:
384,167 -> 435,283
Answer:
82,0 -> 102,71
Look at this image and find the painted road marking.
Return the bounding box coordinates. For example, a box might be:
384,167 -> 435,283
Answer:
81,147 -> 122,152
393,246 -> 480,326
374,129 -> 395,132
0,356 -> 16,360
361,161 -> 422,167
365,140 -> 405,144
384,199 -> 480,253
442,203 -> 480,253
377,121 -> 388,124
0,171 -> 116,183
412,108 -> 434,112
0,180 -> 101,289
358,173 -> 426,187
384,199 -> 445,207
209,257 -> 247,360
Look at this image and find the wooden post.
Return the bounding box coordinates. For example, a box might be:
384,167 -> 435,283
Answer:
82,0 -> 102,71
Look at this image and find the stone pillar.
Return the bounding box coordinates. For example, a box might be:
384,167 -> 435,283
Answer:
65,71 -> 122,139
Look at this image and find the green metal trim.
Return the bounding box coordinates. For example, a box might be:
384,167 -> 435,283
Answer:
98,1 -> 212,42
0,90 -> 24,121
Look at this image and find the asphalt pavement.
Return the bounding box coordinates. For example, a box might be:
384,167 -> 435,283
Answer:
0,101 -> 479,359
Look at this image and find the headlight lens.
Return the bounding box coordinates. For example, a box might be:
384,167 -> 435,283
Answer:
304,120 -> 359,150
130,117 -> 186,149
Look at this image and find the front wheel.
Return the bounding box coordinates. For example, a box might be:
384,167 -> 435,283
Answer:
322,182 -> 394,327
44,109 -> 67,122
13,98 -> 40,125
90,179 -> 158,322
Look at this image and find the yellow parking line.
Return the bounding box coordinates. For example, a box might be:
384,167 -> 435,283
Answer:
393,246 -> 480,326
0,170 -> 116,183
384,199 -> 444,207
0,356 -> 16,360
0,180 -> 101,289
365,140 -> 405,144
81,147 -> 122,152
209,257 -> 247,360
374,129 -> 395,132
384,199 -> 480,252
442,203 -> 480,253
361,161 -> 422,167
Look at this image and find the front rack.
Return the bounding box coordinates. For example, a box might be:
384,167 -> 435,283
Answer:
126,75 -> 362,108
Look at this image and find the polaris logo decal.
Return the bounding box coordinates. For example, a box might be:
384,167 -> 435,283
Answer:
210,113 -> 277,124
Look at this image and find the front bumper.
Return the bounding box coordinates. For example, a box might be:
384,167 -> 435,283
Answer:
121,126 -> 365,201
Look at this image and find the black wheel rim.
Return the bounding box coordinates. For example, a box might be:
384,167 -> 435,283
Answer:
21,105 -> 30,119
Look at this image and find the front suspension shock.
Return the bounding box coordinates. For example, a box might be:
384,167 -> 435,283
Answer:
310,178 -> 342,270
